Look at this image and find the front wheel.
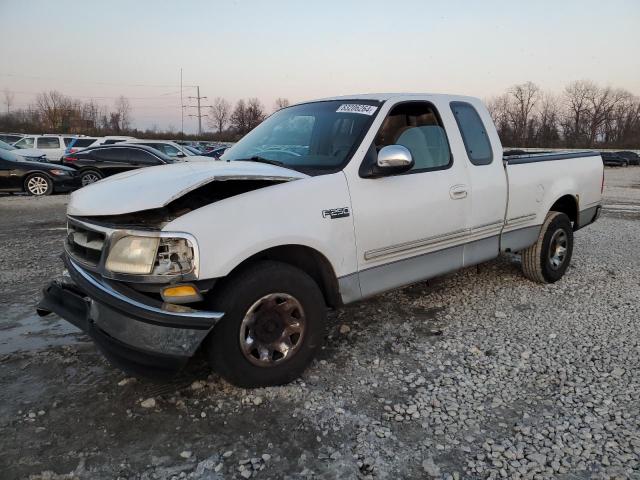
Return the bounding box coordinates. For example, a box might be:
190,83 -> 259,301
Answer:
205,261 -> 326,387
25,174 -> 53,196
521,211 -> 574,283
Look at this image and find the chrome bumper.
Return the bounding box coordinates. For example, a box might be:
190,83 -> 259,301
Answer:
38,255 -> 223,377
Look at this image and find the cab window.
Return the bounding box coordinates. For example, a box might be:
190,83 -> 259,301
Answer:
37,137 -> 61,149
14,137 -> 35,149
374,102 -> 451,172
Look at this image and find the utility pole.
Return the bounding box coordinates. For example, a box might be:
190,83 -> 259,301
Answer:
180,68 -> 184,139
186,86 -> 212,137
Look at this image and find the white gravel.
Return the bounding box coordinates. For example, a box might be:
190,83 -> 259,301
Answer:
5,167 -> 640,479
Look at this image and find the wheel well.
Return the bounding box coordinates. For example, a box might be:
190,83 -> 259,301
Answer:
79,168 -> 101,175
550,195 -> 578,225
225,245 -> 342,308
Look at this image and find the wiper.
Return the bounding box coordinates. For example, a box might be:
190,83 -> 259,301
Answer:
234,156 -> 285,167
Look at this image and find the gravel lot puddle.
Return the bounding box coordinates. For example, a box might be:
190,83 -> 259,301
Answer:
0,304 -> 86,355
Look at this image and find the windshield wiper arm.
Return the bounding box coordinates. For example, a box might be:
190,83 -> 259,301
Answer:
235,156 -> 285,167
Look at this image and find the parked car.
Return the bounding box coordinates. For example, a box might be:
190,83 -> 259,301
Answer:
202,146 -> 229,159
13,135 -> 68,163
125,139 -> 194,158
0,148 -> 79,195
64,136 -> 102,152
616,151 -> 640,166
0,133 -> 24,144
0,139 -> 48,162
184,145 -> 204,155
62,143 -> 175,186
39,93 -> 603,387
601,152 -> 629,167
100,136 -> 136,145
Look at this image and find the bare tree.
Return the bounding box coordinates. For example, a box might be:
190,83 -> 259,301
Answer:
114,95 -> 131,131
487,93 -> 513,145
209,97 -> 231,133
561,80 -> 593,147
274,97 -> 290,112
3,89 -> 15,115
507,81 -> 540,146
246,98 -> 266,130
230,99 -> 248,134
36,90 -> 71,131
533,93 -> 561,147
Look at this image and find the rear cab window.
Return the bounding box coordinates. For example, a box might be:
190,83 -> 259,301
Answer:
450,102 -> 493,165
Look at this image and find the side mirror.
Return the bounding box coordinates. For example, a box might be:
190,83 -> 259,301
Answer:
176,152 -> 186,158
360,144 -> 414,178
377,145 -> 413,170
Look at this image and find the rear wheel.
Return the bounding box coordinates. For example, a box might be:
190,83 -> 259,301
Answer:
80,170 -> 103,186
521,211 -> 574,283
205,261 -> 326,387
24,174 -> 53,196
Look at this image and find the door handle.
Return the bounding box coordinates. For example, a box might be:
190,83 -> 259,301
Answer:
450,185 -> 468,200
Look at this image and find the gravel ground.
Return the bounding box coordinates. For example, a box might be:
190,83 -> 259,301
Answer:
0,167 -> 639,480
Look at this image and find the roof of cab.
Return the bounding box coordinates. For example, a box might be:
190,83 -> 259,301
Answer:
295,92 -> 480,105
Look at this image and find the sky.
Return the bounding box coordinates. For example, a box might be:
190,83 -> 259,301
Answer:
1,0 -> 638,132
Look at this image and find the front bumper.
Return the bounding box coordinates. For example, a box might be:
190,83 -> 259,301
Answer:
38,255 -> 223,378
52,175 -> 81,193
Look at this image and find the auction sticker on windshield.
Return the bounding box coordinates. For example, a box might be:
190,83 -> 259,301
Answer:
336,104 -> 378,115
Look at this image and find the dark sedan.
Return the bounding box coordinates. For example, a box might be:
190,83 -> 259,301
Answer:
601,152 -> 629,167
0,149 -> 79,196
62,144 -> 175,186
616,151 -> 640,166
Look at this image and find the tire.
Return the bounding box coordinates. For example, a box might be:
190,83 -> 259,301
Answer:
80,169 -> 103,186
521,211 -> 574,283
205,261 -> 326,388
24,174 -> 53,196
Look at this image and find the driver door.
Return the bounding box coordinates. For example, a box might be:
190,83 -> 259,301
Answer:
347,100 -> 471,298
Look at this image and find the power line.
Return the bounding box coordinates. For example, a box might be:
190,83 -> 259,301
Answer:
0,72 -> 197,89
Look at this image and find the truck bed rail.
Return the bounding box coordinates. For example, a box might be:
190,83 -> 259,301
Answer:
504,150 -> 600,165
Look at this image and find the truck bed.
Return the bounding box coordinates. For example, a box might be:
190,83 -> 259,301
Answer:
500,150 -> 603,252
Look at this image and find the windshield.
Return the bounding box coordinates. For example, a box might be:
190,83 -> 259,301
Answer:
222,100 -> 381,173
0,139 -> 16,151
0,148 -> 24,162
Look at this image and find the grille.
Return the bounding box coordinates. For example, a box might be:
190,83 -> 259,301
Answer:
66,222 -> 106,266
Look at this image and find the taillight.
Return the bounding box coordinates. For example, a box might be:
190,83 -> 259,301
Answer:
64,155 -> 77,162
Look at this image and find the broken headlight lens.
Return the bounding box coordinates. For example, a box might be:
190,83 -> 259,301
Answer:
105,236 -> 160,274
152,237 -> 195,276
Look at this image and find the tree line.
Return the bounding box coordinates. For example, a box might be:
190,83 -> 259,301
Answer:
0,89 -> 290,142
2,82 -> 639,148
487,80 -> 640,149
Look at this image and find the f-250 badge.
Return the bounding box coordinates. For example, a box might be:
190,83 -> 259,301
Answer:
322,207 -> 350,219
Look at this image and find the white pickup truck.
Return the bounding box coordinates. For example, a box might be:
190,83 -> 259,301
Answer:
38,93 -> 603,387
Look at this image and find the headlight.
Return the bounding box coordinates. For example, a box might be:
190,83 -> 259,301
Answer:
50,169 -> 70,176
105,235 -> 195,276
153,237 -> 195,275
106,236 -> 160,274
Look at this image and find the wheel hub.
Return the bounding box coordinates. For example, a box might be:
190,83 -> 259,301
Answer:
548,228 -> 568,270
253,312 -> 285,343
239,293 -> 306,367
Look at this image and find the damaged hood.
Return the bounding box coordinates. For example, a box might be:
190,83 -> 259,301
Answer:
68,161 -> 308,216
